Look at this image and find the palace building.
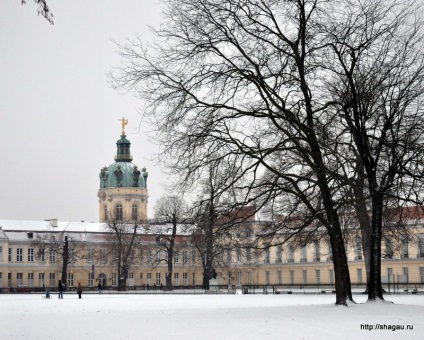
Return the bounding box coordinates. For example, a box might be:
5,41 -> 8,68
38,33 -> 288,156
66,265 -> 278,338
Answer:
1,122 -> 424,291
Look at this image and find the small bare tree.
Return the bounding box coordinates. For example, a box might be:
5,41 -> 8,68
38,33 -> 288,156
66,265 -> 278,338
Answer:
32,231 -> 83,287
151,196 -> 190,290
104,215 -> 143,291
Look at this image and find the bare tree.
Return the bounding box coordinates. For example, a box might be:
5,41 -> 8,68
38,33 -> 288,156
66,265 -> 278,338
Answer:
111,0 -> 408,305
32,231 -> 83,287
151,195 -> 190,290
189,161 -> 254,290
104,216 -> 142,291
323,0 -> 424,301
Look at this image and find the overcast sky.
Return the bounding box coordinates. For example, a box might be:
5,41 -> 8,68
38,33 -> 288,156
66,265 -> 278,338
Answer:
0,1 -> 167,222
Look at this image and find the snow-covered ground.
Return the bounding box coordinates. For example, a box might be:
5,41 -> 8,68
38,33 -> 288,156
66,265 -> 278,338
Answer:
1,292 -> 423,339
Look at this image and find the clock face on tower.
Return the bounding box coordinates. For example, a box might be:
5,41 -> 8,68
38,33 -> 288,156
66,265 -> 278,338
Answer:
101,192 -> 106,201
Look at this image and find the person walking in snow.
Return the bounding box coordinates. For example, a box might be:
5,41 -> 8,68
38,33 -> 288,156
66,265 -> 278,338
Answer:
98,282 -> 102,294
77,282 -> 82,299
58,280 -> 64,299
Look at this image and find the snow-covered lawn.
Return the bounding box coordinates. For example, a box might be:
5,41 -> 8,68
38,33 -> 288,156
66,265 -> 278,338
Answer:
1,293 -> 423,339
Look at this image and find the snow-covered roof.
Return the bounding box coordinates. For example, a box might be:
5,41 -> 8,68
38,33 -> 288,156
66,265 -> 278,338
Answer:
0,227 -> 8,240
0,220 -> 107,233
0,220 -> 196,243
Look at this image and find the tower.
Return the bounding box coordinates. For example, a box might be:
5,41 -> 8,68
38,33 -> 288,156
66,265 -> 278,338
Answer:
98,119 -> 148,222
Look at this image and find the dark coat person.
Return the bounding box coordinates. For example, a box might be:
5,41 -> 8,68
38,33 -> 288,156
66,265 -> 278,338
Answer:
77,282 -> 82,299
58,280 -> 64,299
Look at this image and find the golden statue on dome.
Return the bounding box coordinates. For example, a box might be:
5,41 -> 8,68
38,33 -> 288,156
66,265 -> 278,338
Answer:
120,117 -> 128,135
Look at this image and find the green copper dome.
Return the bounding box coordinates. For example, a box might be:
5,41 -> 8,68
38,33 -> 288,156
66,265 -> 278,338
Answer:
99,134 -> 148,189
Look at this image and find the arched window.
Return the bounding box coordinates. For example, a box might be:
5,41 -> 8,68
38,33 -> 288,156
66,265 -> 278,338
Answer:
115,204 -> 123,221
132,204 -> 138,220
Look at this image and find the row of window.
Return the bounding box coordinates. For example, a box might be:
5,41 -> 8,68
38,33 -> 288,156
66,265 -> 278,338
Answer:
262,267 -> 424,285
3,236 -> 424,266
0,271 -> 197,287
104,204 -> 139,221
4,247 -> 58,263
254,237 -> 424,264
0,272 -> 57,287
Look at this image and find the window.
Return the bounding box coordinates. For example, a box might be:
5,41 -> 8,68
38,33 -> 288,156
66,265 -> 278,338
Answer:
128,272 -> 134,286
418,237 -> 424,258
301,246 -> 307,262
327,240 -> 333,261
315,270 -> 320,285
403,267 -> 409,284
385,238 -> 393,259
174,250 -> 179,263
0,246 -> 3,262
227,249 -> 232,263
420,267 -> 424,284
191,250 -> 196,264
115,204 -> 123,221
68,273 -> 74,287
28,273 -> 34,286
111,273 -> 117,286
88,272 -> 93,287
265,271 -> 270,285
303,270 -> 307,284
88,248 -> 94,262
401,238 -> 409,258
174,272 -> 179,285
139,249 -> 143,263
276,245 -> 282,263
156,272 -> 161,285
290,270 -> 295,285
146,250 -> 152,263
16,248 -> 23,262
278,270 -> 282,285
104,205 -> 108,220
314,242 -> 320,262
17,273 -> 23,285
39,248 -> 45,262
0,272 -> 2,287
139,272 -> 143,285
263,248 -> 270,264
49,273 -> 55,287
387,268 -> 394,283
112,249 -> 118,263
355,239 -> 363,260
357,268 -> 363,284
247,271 -> 252,284
183,251 -> 188,263
237,248 -> 243,262
192,273 -> 195,285
246,248 -> 251,263
147,273 -> 152,285
101,249 -> 108,263
156,250 -> 161,262
329,269 -> 334,284
132,204 -> 138,220
8,248 -> 12,262
49,250 -> 56,262
183,272 -> 188,286
236,271 -> 241,285
288,244 -> 294,263
38,273 -> 45,287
